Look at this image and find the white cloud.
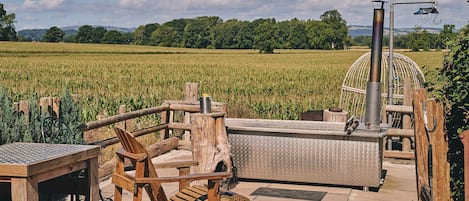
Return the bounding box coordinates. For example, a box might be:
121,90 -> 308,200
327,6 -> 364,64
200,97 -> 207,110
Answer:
118,0 -> 149,8
23,0 -> 64,10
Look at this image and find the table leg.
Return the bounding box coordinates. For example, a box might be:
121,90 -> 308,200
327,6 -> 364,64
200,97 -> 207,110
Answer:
11,177 -> 39,201
86,157 -> 99,201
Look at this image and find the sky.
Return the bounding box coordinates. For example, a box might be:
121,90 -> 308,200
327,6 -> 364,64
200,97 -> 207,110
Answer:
3,0 -> 469,31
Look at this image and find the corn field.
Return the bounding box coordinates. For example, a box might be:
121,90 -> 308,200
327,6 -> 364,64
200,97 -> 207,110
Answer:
0,42 -> 444,121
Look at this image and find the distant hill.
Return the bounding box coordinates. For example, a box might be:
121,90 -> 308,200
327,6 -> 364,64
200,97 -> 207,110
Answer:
348,25 -> 442,37
18,26 -> 135,41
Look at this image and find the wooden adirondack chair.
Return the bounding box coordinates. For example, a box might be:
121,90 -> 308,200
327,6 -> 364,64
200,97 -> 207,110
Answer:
112,127 -> 247,201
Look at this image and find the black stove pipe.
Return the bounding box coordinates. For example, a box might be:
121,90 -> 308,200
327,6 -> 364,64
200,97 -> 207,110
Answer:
364,8 -> 384,129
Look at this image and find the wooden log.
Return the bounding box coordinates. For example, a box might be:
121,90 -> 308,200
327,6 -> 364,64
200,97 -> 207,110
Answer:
13,102 -> 20,112
98,137 -> 179,179
164,100 -> 225,107
39,97 -> 50,115
90,124 -> 169,147
385,105 -> 413,114
413,89 -> 429,199
52,97 -> 60,118
191,113 -> 218,174
159,104 -> 170,141
183,83 -> 198,148
118,105 -> 126,129
429,99 -> 450,201
168,123 -> 191,131
323,108 -> 348,122
168,104 -> 225,113
402,78 -> 413,152
215,116 -> 232,173
84,105 -> 169,131
386,128 -> 414,138
459,130 -> 469,201
383,150 -> 415,159
19,100 -> 30,123
191,113 -> 230,176
414,89 -> 450,201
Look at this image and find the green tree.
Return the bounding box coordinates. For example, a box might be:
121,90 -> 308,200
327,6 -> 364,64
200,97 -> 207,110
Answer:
91,26 -> 107,43
437,24 -> 457,49
320,10 -> 349,49
74,25 -> 94,43
0,3 -> 17,41
254,20 -> 277,53
184,16 -> 221,48
134,23 -> 159,45
101,30 -> 125,44
161,19 -> 187,47
235,21 -> 254,49
42,26 -> 65,42
352,35 -> 372,47
150,25 -> 179,46
122,32 -> 134,44
286,18 -> 309,49
306,20 -> 330,49
407,27 -> 431,51
210,19 -> 241,49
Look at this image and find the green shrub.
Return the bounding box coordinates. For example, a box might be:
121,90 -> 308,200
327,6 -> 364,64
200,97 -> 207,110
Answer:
0,88 -> 83,145
429,24 -> 468,201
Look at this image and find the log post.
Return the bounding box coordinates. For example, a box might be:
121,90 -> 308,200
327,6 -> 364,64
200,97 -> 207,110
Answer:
413,89 -> 450,200
118,105 -> 126,129
19,101 -> 30,123
459,130 -> 469,201
52,97 -> 60,118
180,83 -> 198,150
191,112 -> 232,175
429,99 -> 450,201
402,78 -> 413,153
413,89 -> 430,199
160,104 -> 170,141
323,108 -> 348,122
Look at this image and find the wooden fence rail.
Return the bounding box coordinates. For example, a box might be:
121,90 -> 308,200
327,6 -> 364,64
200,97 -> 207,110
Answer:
383,78 -> 416,159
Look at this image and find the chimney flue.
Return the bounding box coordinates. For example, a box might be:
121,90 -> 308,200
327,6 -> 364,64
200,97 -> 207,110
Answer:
364,8 -> 384,129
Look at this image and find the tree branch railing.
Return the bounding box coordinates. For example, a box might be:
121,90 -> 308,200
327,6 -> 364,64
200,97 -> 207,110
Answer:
83,101 -> 226,148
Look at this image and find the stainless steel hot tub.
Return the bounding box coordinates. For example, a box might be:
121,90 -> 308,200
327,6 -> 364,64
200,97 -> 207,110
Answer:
226,118 -> 385,188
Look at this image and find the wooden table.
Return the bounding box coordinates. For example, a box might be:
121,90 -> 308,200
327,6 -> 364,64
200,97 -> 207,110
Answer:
0,143 -> 100,201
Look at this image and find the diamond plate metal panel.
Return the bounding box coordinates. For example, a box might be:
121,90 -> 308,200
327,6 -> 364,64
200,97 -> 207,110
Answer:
227,119 -> 384,188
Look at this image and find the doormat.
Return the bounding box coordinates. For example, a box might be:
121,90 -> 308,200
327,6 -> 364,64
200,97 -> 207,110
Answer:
251,187 -> 327,201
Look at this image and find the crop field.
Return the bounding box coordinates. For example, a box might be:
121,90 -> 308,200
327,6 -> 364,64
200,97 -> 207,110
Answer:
0,42 -> 444,121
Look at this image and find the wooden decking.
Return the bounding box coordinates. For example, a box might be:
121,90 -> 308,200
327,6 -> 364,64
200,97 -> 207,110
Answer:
99,150 -> 418,201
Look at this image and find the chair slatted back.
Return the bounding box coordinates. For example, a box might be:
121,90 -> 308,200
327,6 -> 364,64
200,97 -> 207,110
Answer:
114,127 -> 168,201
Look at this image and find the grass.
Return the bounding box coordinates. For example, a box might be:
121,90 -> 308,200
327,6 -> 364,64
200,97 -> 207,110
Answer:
0,42 -> 444,121
0,41 -> 445,164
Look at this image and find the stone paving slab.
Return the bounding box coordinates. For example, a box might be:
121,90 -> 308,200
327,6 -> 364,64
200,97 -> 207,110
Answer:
100,150 -> 417,201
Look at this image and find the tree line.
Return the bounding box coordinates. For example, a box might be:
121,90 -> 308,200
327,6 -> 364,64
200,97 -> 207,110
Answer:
353,24 -> 458,51
1,3 -> 462,52
33,10 -> 349,53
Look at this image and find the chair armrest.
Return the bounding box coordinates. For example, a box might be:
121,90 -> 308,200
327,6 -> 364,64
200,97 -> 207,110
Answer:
116,148 -> 147,162
135,172 -> 231,184
154,161 -> 198,169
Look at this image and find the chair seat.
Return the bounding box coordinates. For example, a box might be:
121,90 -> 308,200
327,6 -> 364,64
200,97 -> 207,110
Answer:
170,185 -> 250,201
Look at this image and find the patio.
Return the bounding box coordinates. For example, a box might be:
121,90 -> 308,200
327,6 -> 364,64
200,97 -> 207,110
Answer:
99,150 -> 418,201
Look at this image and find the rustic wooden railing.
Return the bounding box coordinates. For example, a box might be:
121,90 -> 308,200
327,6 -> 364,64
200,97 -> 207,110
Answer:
383,78 -> 416,159
80,83 -> 228,178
